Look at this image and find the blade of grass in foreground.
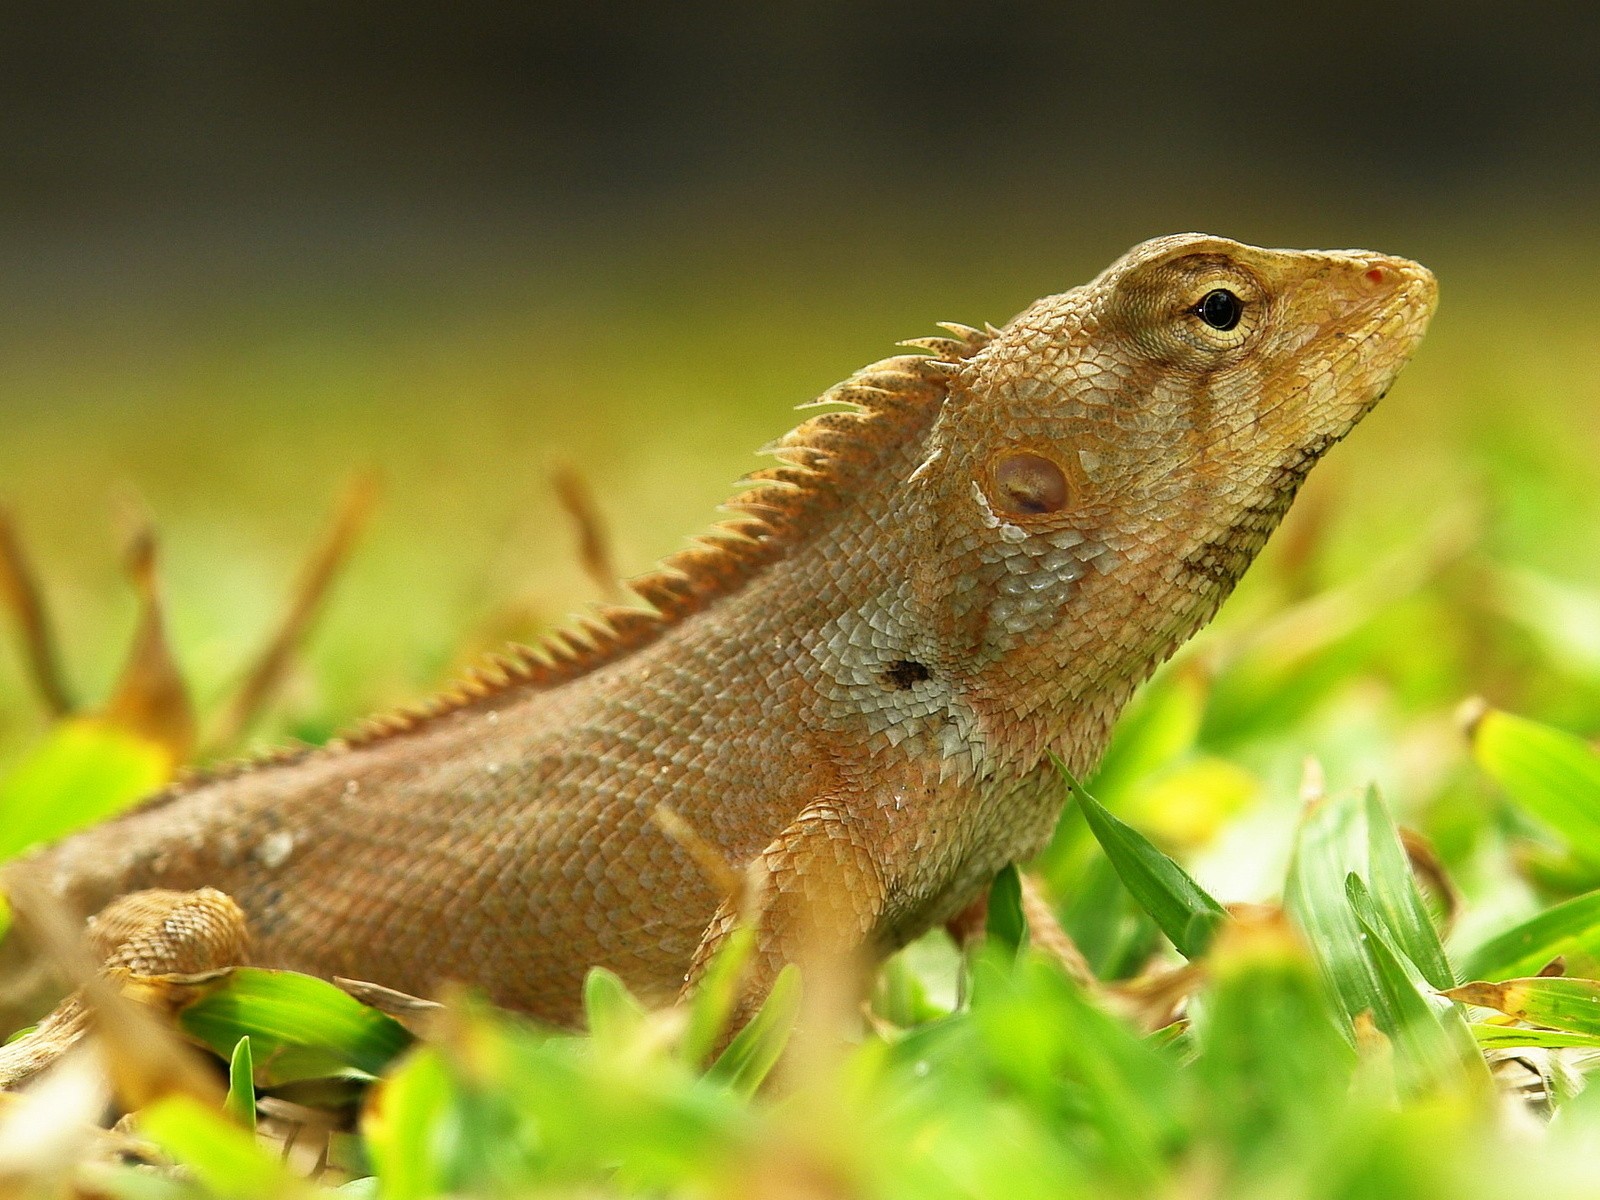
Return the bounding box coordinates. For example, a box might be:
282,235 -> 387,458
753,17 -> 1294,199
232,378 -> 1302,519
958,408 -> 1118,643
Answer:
362,1046 -> 456,1200
1053,755 -> 1225,959
224,1037 -> 256,1133
1360,787 -> 1454,990
178,968 -> 413,1086
1286,786 -> 1456,1033
1192,914 -> 1354,1168
969,946 -> 1181,1191
706,963 -> 800,1095
582,966 -> 647,1050
138,1094 -> 303,1199
0,720 -> 169,863
1346,875 -> 1486,1092
681,927 -> 755,1066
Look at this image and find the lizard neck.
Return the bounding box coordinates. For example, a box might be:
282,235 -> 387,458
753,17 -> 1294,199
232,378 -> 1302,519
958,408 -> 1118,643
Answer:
813,472 -> 1169,790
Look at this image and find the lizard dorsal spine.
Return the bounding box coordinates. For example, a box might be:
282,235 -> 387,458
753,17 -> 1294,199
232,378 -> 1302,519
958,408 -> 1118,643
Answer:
342,326 -> 992,748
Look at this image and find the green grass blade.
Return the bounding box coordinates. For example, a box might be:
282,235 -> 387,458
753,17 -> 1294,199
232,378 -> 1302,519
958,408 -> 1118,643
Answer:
1472,708 -> 1600,869
1444,977 -> 1600,1036
968,947 -> 1182,1190
985,864 -> 1028,958
1055,854 -> 1161,981
361,1047 -> 456,1200
706,963 -> 800,1095
138,1094 -> 301,1198
871,951 -> 949,1029
1343,873 -> 1436,1030
1457,889 -> 1600,981
1346,875 -> 1486,1092
1191,917 -> 1354,1167
582,966 -> 646,1048
1361,786 -> 1455,990
1055,756 -> 1225,959
179,968 -> 413,1085
681,926 -> 755,1066
224,1036 -> 256,1133
0,720 -> 168,863
1468,1023 -> 1600,1050
1286,787 -> 1457,1031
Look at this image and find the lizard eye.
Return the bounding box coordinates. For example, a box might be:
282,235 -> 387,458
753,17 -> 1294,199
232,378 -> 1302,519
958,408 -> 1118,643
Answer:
991,451 -> 1069,516
1196,288 -> 1243,331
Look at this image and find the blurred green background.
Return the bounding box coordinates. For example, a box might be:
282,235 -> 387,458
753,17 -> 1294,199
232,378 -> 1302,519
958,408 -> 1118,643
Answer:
2,1 -> 1598,792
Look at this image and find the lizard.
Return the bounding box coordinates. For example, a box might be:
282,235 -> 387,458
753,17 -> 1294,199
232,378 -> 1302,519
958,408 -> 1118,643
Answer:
0,234 -> 1437,1065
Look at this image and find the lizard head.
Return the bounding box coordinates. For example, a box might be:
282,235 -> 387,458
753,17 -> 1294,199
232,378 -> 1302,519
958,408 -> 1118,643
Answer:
915,233 -> 1437,755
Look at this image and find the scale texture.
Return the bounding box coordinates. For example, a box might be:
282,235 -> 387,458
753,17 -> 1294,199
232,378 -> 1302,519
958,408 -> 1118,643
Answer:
16,234 -> 1438,1028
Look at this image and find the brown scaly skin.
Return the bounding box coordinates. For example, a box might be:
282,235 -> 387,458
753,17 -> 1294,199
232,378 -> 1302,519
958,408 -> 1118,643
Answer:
9,234 -> 1437,1038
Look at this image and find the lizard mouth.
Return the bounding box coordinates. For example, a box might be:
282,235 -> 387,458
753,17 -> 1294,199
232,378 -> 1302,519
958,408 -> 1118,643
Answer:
1345,257 -> 1439,393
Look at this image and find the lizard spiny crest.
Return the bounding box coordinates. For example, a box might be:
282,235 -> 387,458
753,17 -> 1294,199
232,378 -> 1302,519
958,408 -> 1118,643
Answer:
341,324 -> 993,747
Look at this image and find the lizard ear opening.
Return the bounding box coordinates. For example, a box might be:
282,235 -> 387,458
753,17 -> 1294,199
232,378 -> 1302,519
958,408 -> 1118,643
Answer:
989,451 -> 1070,517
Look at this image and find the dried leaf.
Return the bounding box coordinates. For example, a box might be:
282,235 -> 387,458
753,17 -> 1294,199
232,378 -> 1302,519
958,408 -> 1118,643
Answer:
0,506 -> 74,717
99,520 -> 196,769
552,461 -> 622,602
334,978 -> 444,1037
0,1047 -> 112,1193
209,472 -> 379,750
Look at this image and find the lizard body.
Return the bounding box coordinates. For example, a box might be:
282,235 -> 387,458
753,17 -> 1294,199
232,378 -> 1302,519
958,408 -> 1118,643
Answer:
12,235 -> 1436,1027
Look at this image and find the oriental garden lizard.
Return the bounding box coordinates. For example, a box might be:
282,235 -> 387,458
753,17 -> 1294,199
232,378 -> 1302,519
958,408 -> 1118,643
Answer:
0,235 -> 1436,1075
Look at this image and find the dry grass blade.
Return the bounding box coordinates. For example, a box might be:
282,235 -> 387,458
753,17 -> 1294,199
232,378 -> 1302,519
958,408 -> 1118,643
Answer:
0,506 -> 74,717
0,1047 -> 114,1193
1400,827 -> 1460,933
650,802 -> 748,913
209,472 -> 379,751
1018,873 -> 1095,988
335,977 -> 444,1036
100,518 -> 197,767
552,462 -> 623,602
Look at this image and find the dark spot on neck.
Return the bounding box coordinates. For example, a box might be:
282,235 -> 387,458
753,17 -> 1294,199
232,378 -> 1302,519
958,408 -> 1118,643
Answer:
884,659 -> 932,689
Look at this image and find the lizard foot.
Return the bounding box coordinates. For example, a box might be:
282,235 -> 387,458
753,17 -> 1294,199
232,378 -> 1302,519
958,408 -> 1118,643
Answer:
0,888 -> 249,1091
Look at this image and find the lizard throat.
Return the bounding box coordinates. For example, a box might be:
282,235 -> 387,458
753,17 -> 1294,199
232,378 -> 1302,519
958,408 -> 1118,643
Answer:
1176,431 -> 1339,592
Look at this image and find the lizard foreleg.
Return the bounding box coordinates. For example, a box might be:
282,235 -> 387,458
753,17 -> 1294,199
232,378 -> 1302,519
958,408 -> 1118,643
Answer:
683,796 -> 889,1035
0,888 -> 248,1089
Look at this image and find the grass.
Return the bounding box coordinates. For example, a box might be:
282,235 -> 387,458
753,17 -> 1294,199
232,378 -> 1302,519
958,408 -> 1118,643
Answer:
2,228 -> 1600,1195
